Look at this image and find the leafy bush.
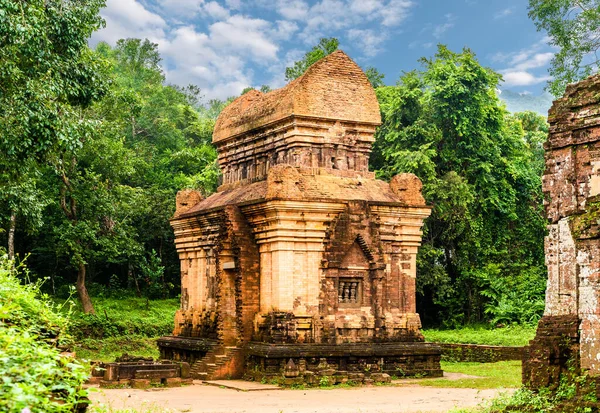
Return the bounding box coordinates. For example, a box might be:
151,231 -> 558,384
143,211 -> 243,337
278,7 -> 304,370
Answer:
0,256 -> 89,412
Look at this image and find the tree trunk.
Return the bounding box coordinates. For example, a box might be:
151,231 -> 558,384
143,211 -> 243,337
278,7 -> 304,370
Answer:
77,262 -> 96,314
7,212 -> 16,260
129,261 -> 142,297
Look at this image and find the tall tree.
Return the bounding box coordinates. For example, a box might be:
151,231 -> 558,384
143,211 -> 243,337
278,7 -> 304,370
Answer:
529,0 -> 600,95
373,46 -> 547,326
0,0 -> 107,298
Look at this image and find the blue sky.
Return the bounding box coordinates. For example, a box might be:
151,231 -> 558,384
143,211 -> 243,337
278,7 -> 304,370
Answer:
91,0 -> 555,100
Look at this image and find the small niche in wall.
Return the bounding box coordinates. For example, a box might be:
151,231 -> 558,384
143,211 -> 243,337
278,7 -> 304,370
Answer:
338,278 -> 362,306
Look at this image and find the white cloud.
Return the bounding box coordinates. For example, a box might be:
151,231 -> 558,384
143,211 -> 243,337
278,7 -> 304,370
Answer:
202,1 -> 230,19
91,0 -> 167,45
209,15 -> 279,60
224,0 -> 241,9
349,0 -> 382,14
513,52 -> 554,71
157,0 -> 205,18
274,0 -> 413,44
380,0 -> 413,27
273,20 -> 300,41
347,29 -> 387,57
494,40 -> 555,87
494,7 -> 514,19
501,71 -> 551,86
433,13 -> 456,39
276,0 -> 309,20
91,0 -> 415,99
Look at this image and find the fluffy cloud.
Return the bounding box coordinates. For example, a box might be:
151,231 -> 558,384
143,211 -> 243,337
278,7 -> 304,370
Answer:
502,71 -> 551,87
91,0 -> 415,99
347,29 -> 387,57
495,39 -> 555,87
208,16 -> 279,59
91,0 -> 166,45
276,0 -> 309,20
157,0 -> 204,10
202,1 -> 230,19
273,0 -> 413,43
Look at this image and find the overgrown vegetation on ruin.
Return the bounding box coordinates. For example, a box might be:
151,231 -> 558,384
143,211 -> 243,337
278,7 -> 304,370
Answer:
1,32 -> 550,328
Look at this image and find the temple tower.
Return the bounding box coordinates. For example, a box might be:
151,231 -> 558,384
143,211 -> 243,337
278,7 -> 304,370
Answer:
159,51 -> 441,382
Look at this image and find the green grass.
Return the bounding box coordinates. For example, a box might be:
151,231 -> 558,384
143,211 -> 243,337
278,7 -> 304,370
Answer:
403,360 -> 522,389
65,296 -> 178,362
422,324 -> 536,347
66,296 -> 179,340
73,335 -> 160,362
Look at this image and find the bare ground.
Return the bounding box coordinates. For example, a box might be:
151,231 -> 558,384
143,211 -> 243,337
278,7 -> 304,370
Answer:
90,380 -> 510,413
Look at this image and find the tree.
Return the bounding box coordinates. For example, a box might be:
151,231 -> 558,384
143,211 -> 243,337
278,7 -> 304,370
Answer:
373,46 -> 547,326
0,0 -> 107,160
365,66 -> 386,88
529,0 -> 600,95
0,0 -> 108,303
35,39 -> 220,305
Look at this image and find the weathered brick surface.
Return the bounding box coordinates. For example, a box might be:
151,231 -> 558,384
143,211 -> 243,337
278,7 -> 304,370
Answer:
524,73 -> 600,387
159,50 -> 439,380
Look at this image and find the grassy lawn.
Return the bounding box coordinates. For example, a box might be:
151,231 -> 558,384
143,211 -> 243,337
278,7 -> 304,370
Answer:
399,360 -> 522,389
422,324 -> 536,347
66,296 -> 178,362
73,335 -> 161,362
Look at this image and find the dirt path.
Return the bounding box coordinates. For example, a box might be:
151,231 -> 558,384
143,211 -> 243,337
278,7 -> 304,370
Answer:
90,382 -> 510,413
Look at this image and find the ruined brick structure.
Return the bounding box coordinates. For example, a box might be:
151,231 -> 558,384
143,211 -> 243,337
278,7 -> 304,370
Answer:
158,51 -> 442,383
524,74 -> 600,388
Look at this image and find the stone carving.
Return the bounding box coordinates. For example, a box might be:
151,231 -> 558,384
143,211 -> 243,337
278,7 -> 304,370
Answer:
523,73 -> 600,388
158,51 -> 441,382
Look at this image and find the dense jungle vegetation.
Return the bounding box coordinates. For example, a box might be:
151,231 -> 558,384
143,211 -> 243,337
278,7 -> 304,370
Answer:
1,0 -> 598,329
0,0 -> 554,328
2,0 -> 600,411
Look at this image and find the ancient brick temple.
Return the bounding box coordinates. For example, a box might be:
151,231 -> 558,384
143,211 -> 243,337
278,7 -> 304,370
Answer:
523,74 -> 600,388
158,51 -> 442,383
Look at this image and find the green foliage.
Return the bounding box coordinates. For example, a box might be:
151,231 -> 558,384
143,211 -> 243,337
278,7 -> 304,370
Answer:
422,324 -> 537,347
528,0 -> 600,96
8,38 -> 228,308
0,0 -> 108,161
373,45 -> 548,327
67,296 -> 178,340
0,256 -> 89,412
0,257 -> 71,345
365,66 -> 386,88
464,368 -> 598,413
0,0 -> 108,267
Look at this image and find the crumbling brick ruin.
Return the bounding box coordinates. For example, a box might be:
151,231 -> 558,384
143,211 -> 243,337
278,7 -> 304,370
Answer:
158,51 -> 442,383
523,74 -> 600,388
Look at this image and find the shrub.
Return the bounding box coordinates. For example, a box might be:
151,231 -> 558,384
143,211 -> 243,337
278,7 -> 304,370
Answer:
0,255 -> 89,412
